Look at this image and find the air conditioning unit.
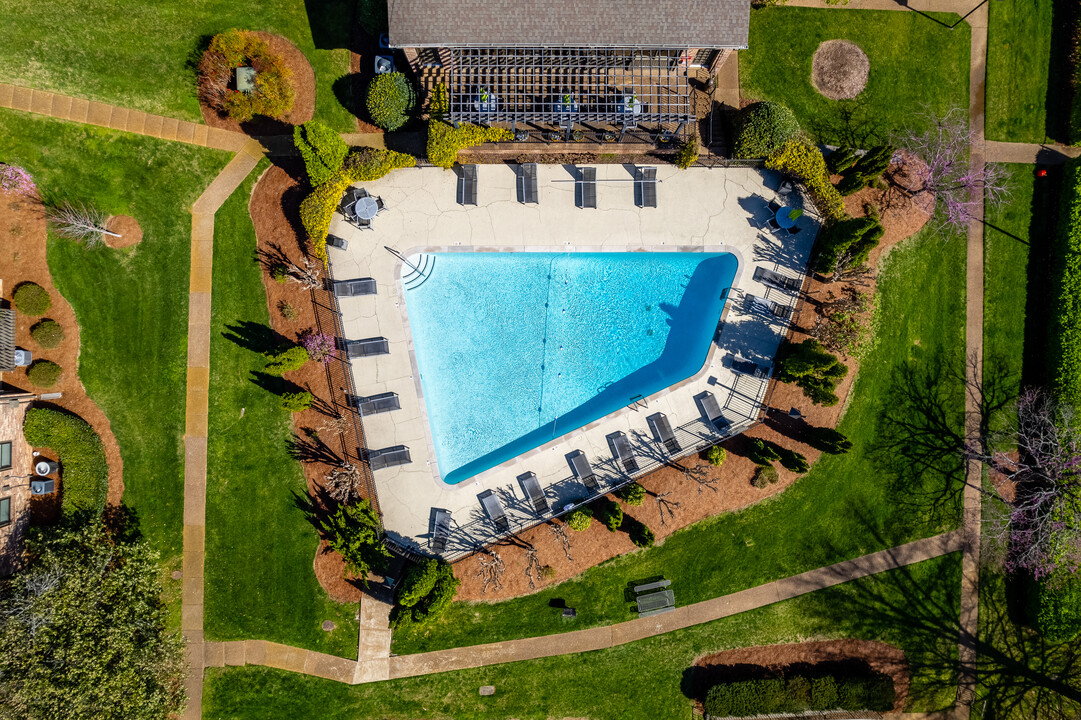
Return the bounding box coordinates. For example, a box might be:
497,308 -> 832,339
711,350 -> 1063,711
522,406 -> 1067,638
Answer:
30,479 -> 56,495
13,349 -> 31,367
35,460 -> 58,476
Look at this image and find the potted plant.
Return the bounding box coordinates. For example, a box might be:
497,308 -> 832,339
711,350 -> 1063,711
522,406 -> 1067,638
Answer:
571,129 -> 585,142
514,129 -> 530,142
562,93 -> 573,106
602,131 -> 616,143
545,130 -> 561,143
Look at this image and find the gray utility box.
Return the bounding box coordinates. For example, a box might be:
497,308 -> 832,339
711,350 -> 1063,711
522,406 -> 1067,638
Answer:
30,479 -> 56,495
236,66 -> 257,93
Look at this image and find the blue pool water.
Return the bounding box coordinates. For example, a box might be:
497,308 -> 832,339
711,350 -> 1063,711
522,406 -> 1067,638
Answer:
403,252 -> 738,484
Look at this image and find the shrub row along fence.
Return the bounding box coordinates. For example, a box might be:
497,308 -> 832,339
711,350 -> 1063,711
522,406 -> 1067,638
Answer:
703,667 -> 895,718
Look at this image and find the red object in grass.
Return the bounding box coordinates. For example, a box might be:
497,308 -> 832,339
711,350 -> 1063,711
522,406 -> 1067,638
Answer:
1037,169 -> 1048,178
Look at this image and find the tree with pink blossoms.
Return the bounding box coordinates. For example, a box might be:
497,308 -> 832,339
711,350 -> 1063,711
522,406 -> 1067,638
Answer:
0,163 -> 36,197
299,329 -> 336,364
965,388 -> 1081,580
894,107 -> 1011,236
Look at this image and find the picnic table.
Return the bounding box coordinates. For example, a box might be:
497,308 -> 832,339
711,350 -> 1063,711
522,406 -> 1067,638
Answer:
775,207 -> 798,229
355,196 -> 379,221
636,589 -> 675,614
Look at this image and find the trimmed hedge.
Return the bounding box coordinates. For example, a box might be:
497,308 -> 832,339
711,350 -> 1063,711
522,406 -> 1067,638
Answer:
814,216 -> 885,275
1051,157 -> 1081,406
13,282 -> 51,316
776,339 -> 848,406
298,147 -> 416,259
704,668 -> 895,717
733,101 -> 800,158
426,120 -> 513,169
262,345 -> 308,375
30,319 -> 64,349
1028,571 -> 1081,642
766,139 -> 846,222
294,120 -> 348,187
27,360 -> 62,388
366,72 -> 415,131
23,407 -> 108,517
391,558 -> 460,628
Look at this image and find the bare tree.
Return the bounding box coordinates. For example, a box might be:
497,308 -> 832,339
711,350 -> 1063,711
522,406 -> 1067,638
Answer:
323,463 -> 362,505
966,388 -> 1081,580
317,412 -> 351,437
476,549 -> 505,594
679,462 -> 719,494
655,491 -> 681,526
524,547 -> 543,590
45,201 -> 120,247
287,256 -> 322,290
894,107 -> 1011,236
549,523 -> 573,561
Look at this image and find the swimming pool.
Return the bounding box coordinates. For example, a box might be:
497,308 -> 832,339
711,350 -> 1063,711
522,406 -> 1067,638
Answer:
403,252 -> 738,485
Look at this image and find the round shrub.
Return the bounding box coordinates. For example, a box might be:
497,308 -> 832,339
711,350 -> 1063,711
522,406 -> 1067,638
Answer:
281,391 -> 313,412
752,464 -> 779,488
13,282 -> 51,316
30,319 -> 64,349
707,445 -> 727,467
566,508 -> 593,531
27,360 -> 62,388
617,481 -> 646,507
594,499 -> 623,532
674,139 -> 698,169
367,73 -> 415,131
733,101 -> 800,159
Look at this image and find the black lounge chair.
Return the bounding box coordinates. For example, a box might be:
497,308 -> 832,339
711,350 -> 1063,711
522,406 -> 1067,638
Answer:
647,412 -> 681,454
368,445 -> 411,470
431,509 -> 452,553
747,293 -> 793,321
518,472 -> 549,514
517,163 -> 538,205
731,355 -> 770,378
326,234 -> 348,251
332,278 -> 377,297
607,431 -> 639,474
569,451 -> 599,491
753,266 -> 802,293
695,391 -> 730,433
575,167 -> 596,209
634,166 -> 657,208
457,164 -> 478,206
479,490 -> 509,531
345,337 -> 389,358
355,391 -> 400,415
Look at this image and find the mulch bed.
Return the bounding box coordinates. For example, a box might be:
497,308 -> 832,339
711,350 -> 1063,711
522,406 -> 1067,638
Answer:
104,215 -> 142,248
248,163 -> 372,603
454,160 -> 933,602
199,32 -> 315,135
0,192 -> 125,520
688,639 -> 910,714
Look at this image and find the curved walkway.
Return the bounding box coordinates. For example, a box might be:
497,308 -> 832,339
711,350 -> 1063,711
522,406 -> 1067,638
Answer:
205,531 -> 963,683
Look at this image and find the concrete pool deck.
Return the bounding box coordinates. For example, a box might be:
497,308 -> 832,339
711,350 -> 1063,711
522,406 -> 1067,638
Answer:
326,164 -> 817,555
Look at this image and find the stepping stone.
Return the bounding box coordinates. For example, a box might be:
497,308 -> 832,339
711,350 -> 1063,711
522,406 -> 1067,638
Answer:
479,686 -> 495,696
171,570 -> 182,580
322,621 -> 337,632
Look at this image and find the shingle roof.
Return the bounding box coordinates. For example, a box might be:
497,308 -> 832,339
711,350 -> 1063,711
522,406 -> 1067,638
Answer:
387,0 -> 749,49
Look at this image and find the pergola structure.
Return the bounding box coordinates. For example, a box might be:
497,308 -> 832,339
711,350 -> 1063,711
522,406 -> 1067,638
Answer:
446,47 -> 693,138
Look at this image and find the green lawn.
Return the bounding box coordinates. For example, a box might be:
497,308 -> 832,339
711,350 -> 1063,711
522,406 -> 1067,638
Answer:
204,554 -> 962,719
0,109 -> 229,563
740,7 -> 970,146
984,164 -> 1035,401
392,223 -> 967,655
985,0 -> 1053,143
0,0 -> 355,131
203,159 -> 358,658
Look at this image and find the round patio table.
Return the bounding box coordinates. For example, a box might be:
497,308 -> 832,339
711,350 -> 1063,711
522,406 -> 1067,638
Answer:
356,196 -> 379,221
775,207 -> 798,229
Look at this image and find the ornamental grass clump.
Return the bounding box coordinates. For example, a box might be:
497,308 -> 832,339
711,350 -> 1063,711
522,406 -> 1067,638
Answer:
197,29 -> 294,122
366,73 -> 416,131
30,319 -> 64,349
13,282 -> 51,316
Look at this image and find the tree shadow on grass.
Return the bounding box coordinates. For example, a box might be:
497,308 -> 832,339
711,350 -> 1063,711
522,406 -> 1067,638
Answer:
249,370 -> 303,398
286,431 -> 343,465
223,320 -> 289,356
804,100 -> 886,149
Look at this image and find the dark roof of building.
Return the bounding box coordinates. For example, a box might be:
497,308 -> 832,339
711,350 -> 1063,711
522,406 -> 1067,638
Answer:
387,0 -> 749,49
